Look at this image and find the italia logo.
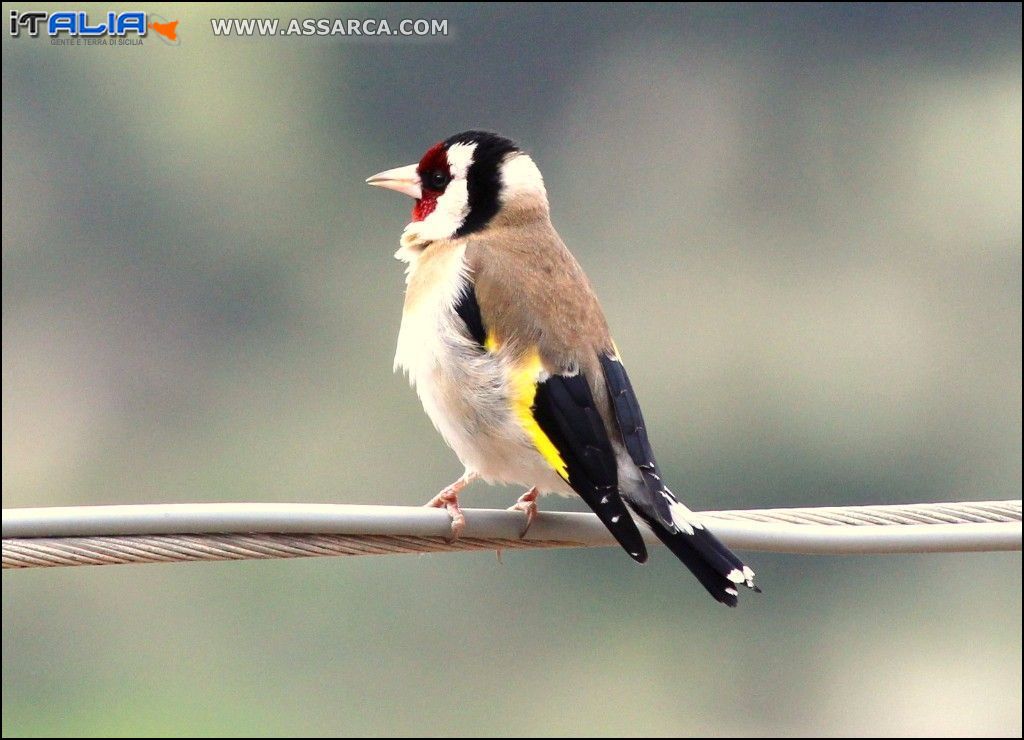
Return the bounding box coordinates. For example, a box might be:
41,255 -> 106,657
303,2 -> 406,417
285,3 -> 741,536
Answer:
8,10 -> 179,43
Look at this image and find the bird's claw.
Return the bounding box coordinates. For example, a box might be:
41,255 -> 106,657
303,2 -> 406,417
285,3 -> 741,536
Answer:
507,487 -> 540,538
424,480 -> 469,540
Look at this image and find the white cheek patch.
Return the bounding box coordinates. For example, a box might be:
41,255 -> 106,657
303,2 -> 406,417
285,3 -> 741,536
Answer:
401,179 -> 471,247
400,142 -> 478,248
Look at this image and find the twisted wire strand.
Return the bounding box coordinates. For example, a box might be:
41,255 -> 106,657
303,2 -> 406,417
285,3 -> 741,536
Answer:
2,500 -> 1020,569
710,500 -> 1022,526
2,534 -> 574,569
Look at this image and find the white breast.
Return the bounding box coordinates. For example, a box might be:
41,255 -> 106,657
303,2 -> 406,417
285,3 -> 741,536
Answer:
393,241 -> 469,383
394,241 -> 570,494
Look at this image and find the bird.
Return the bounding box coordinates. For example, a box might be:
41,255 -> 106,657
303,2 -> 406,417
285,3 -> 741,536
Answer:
366,131 -> 758,605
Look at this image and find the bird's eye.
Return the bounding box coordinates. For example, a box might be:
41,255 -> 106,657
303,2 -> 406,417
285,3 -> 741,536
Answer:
423,169 -> 450,192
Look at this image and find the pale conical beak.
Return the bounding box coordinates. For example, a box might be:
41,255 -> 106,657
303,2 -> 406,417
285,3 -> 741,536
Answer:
366,163 -> 422,199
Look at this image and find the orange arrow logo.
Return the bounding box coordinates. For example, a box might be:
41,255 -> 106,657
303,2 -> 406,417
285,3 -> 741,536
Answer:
149,19 -> 178,42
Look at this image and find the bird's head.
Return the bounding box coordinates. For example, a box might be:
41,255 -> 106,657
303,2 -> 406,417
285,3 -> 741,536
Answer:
367,131 -> 547,250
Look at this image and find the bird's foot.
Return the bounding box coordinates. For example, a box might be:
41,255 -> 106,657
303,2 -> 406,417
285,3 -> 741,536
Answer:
507,487 -> 540,538
424,473 -> 476,539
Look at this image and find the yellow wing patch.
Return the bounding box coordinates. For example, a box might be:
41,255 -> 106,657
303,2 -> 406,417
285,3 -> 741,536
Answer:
487,333 -> 569,481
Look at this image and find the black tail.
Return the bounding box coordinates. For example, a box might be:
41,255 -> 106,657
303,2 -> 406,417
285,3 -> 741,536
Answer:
599,353 -> 758,606
629,490 -> 758,607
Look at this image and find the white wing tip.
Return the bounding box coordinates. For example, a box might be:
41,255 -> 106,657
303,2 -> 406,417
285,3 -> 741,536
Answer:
727,566 -> 757,588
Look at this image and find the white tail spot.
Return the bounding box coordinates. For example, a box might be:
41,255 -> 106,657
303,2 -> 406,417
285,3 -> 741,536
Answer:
669,502 -> 704,535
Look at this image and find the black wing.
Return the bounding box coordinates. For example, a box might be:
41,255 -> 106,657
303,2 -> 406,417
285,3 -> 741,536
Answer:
600,353 -> 757,606
532,371 -> 648,562
453,282 -> 647,563
598,353 -> 674,526
454,282 -> 487,348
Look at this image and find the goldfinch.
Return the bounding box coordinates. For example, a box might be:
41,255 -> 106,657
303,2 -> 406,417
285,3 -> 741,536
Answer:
367,131 -> 758,605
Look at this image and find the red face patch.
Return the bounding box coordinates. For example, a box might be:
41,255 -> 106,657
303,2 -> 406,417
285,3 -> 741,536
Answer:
412,142 -> 450,221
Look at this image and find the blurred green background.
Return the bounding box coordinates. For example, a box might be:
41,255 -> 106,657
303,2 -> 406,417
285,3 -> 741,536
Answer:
3,3 -> 1021,736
